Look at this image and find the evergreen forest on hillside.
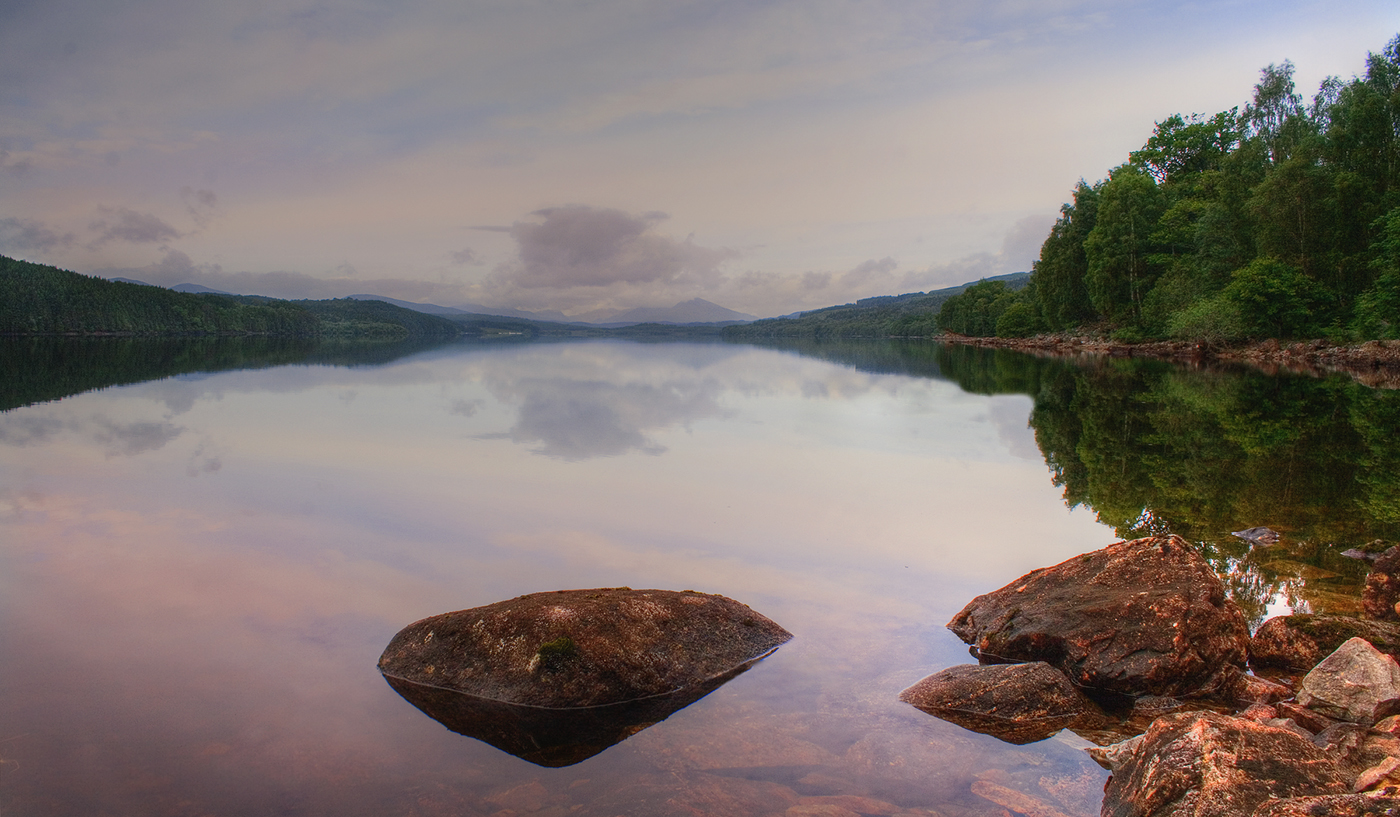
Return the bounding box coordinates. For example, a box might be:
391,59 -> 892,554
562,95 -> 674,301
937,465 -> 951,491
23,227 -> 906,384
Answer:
0,255 -> 465,339
933,34 -> 1400,343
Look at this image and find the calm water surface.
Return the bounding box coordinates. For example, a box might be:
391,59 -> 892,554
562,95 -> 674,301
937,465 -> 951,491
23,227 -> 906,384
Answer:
0,337 -> 1391,816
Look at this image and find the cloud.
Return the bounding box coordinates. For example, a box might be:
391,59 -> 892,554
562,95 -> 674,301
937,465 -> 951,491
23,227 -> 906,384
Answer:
0,145 -> 34,177
449,247 -> 482,265
502,206 -> 735,289
478,205 -> 738,313
180,187 -> 221,228
87,206 -> 183,247
0,216 -> 76,254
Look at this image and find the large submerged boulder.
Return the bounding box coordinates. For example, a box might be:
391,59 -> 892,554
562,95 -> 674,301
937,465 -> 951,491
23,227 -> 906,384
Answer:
947,535 -> 1250,697
378,588 -> 792,708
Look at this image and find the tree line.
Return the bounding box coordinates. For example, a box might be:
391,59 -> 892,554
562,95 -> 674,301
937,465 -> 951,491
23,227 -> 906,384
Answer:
939,34 -> 1400,343
0,255 -> 464,339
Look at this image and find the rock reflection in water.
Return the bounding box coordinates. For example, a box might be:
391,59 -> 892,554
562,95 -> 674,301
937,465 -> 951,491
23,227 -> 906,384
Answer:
384,663 -> 753,767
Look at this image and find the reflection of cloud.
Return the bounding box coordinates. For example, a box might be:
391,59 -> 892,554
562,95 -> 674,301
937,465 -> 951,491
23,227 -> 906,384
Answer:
0,414 -> 183,457
488,378 -> 724,460
93,419 -> 183,456
986,397 -> 1039,461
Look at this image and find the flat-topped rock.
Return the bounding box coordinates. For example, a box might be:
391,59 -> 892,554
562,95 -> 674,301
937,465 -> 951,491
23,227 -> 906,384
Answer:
947,535 -> 1250,697
378,588 -> 792,708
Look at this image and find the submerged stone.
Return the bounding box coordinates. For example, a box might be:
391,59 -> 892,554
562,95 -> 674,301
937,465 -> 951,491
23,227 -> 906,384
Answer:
378,588 -> 792,709
899,661 -> 1095,745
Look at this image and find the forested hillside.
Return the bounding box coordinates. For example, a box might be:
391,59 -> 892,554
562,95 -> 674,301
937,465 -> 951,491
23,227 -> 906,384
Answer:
722,272 -> 1029,339
0,255 -> 463,339
939,35 -> 1400,344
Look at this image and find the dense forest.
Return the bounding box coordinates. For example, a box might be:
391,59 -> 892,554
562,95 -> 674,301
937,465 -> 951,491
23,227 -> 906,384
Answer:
933,35 -> 1400,344
722,273 -> 1029,339
0,254 -> 465,339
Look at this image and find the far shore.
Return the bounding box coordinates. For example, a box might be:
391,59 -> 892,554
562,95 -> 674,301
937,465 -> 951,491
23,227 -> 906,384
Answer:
938,333 -> 1400,389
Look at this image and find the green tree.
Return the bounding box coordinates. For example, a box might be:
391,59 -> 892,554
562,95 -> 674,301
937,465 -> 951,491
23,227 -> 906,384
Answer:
1084,166 -> 1167,327
1032,182 -> 1100,330
1223,258 -> 1325,338
937,280 -> 1017,336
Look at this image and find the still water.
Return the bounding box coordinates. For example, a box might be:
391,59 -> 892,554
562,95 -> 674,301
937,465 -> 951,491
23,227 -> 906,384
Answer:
0,337 -> 1392,816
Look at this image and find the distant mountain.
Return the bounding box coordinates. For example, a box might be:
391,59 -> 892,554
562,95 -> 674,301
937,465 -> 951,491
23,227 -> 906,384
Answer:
347,294 -> 471,315
349,294 -> 754,326
109,277 -> 154,286
172,283 -> 236,295
602,298 -> 757,325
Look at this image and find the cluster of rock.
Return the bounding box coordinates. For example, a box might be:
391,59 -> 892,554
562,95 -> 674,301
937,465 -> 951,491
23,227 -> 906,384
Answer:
901,534 -> 1400,816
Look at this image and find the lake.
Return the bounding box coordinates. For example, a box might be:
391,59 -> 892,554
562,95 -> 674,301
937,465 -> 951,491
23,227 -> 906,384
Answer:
1,336 -> 1395,816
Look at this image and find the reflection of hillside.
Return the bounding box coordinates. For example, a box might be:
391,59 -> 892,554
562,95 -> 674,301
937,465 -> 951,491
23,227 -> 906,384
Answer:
752,338 -> 1399,624
0,336 -> 466,412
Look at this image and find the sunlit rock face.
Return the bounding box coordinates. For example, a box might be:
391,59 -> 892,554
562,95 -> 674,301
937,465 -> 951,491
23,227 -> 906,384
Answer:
947,535 -> 1250,697
378,588 -> 792,708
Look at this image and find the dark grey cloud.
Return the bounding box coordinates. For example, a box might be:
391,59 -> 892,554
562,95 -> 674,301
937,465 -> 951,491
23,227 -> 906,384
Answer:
180,187 -> 221,228
449,247 -> 482,265
0,145 -> 33,177
499,205 -> 736,290
0,216 -> 76,253
87,206 -> 183,247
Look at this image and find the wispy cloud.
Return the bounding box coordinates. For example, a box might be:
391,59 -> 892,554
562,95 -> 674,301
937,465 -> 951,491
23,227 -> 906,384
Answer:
87,206 -> 183,247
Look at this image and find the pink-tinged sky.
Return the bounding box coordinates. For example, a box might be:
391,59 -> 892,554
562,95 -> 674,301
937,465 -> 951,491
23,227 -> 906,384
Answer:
1,1 -> 1396,318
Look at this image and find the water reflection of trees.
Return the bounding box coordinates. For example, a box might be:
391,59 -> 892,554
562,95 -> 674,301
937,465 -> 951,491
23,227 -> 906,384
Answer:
932,343 -> 1400,626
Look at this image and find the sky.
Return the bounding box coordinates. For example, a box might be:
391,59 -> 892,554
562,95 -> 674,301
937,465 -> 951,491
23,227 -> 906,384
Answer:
1,1 -> 1397,318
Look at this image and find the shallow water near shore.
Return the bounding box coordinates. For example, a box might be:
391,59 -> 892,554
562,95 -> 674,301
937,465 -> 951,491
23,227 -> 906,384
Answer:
0,337 -> 1394,816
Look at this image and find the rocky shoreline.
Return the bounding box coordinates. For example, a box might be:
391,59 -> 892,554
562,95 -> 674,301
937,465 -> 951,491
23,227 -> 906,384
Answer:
940,333 -> 1400,389
901,535 -> 1400,816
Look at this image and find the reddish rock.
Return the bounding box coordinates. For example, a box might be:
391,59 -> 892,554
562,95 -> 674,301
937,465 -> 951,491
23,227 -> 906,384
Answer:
378,588 -> 792,708
947,535 -> 1250,697
1252,615 -> 1400,672
899,662 -> 1096,745
1297,638 -> 1400,725
1254,794 -> 1400,816
1355,757 -> 1400,792
1100,712 -> 1348,817
1364,546 -> 1400,621
1311,722 -> 1400,781
1232,671 -> 1293,705
1277,701 -> 1340,734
